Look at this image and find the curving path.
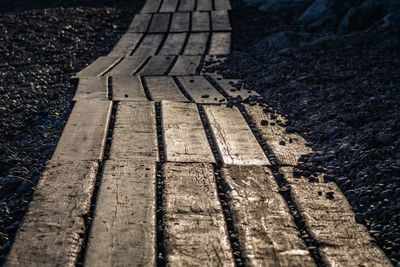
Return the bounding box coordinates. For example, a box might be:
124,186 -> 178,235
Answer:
5,0 -> 392,266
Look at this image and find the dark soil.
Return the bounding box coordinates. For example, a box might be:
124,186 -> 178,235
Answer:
0,2 -> 144,264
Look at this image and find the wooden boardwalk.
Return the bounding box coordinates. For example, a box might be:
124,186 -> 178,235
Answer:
5,0 -> 392,266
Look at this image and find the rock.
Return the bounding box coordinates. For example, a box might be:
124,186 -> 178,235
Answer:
259,0 -> 312,13
381,9 -> 400,28
338,0 -> 383,32
377,134 -> 393,145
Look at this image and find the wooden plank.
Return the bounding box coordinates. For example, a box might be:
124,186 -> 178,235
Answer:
196,0 -> 213,11
163,101 -> 215,162
108,56 -> 148,76
73,77 -> 107,101
184,32 -> 209,55
109,102 -> 158,161
211,77 -> 260,99
141,0 -> 162,13
280,167 -> 392,267
244,104 -> 312,166
192,11 -> 210,32
5,160 -> 98,267
108,33 -> 143,57
178,0 -> 195,11
148,13 -> 170,33
204,105 -> 270,165
128,14 -> 152,33
163,163 -> 234,266
222,165 -> 316,266
85,161 -> 156,267
169,55 -> 202,75
158,33 -> 187,55
112,76 -> 148,101
177,76 -> 225,103
132,34 -> 164,56
209,32 -> 231,55
144,76 -> 187,101
214,0 -> 232,10
159,0 -> 179,12
139,56 -> 175,76
76,56 -> 121,77
170,12 -> 190,32
211,10 -> 231,31
52,100 -> 112,161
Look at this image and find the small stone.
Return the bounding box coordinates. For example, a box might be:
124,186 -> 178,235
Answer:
201,94 -> 210,98
279,140 -> 286,146
261,120 -> 268,126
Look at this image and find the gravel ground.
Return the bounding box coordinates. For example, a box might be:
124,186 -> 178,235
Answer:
207,0 -> 400,264
0,2 -> 143,263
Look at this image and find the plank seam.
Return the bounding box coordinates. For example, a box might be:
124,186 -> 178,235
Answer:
129,34 -> 146,56
133,56 -> 152,75
98,57 -> 124,77
155,34 -> 170,56
139,76 -> 153,101
172,76 -> 194,102
204,75 -> 231,100
179,33 -> 190,55
106,76 -> 112,100
164,56 -> 179,75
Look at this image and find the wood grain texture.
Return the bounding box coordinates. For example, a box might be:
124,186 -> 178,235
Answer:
163,101 -> 215,163
177,76 -> 225,103
209,32 -> 231,55
133,34 -> 165,57
73,77 -> 107,101
108,56 -> 148,76
211,10 -> 231,31
184,32 -> 209,55
85,160 -> 156,267
112,76 -> 148,101
204,105 -> 270,165
76,56 -> 121,77
159,0 -> 179,12
196,0 -> 213,11
214,0 -> 232,10
108,33 -> 143,56
158,33 -> 187,55
244,104 -> 312,166
128,13 -> 152,33
140,56 -> 175,76
52,100 -> 112,161
5,161 -> 98,267
144,76 -> 187,101
169,55 -> 202,75
141,0 -> 162,13
192,11 -> 210,32
211,77 -> 260,99
222,165 -> 316,266
170,12 -> 190,32
109,102 -> 158,161
178,0 -> 195,11
280,167 -> 392,267
148,13 -> 171,33
163,163 -> 234,266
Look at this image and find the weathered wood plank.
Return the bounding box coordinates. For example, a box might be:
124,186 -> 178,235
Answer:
85,160 -> 156,267
108,56 -> 148,76
128,13 -> 152,33
184,32 -> 209,55
170,12 -> 190,32
144,76 -> 187,101
141,0 -> 162,13
108,33 -> 143,57
192,11 -> 210,32
169,55 -> 202,75
132,34 -> 164,56
196,0 -> 213,11
178,0 -> 195,11
211,10 -> 231,31
158,33 -> 187,55
140,56 -> 175,76
244,104 -> 312,166
112,76 -> 148,101
280,167 -> 392,267
211,77 -> 260,99
73,77 -> 107,101
163,163 -> 234,266
163,101 -> 215,162
5,160 -> 98,267
52,100 -> 112,161
109,102 -> 158,161
214,0 -> 232,10
177,76 -> 225,103
209,32 -> 231,55
222,165 -> 316,266
159,0 -> 179,12
76,56 -> 121,77
148,13 -> 171,33
204,105 -> 270,165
